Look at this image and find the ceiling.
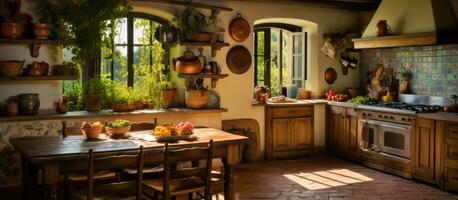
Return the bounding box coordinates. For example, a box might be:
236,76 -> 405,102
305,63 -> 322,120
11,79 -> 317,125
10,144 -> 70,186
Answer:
227,0 -> 382,11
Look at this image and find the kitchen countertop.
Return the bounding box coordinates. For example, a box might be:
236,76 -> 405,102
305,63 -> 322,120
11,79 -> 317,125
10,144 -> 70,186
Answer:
418,112 -> 458,123
0,108 -> 228,123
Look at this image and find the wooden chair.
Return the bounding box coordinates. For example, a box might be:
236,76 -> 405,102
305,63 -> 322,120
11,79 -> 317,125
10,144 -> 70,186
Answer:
142,140 -> 214,200
72,146 -> 145,200
61,122 -> 121,199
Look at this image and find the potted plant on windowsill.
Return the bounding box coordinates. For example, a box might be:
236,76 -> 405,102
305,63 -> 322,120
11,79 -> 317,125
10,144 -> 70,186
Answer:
172,8 -> 217,42
84,78 -> 105,112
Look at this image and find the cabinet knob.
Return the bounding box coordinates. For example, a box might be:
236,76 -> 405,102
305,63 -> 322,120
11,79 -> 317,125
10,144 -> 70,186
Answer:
389,116 -> 394,119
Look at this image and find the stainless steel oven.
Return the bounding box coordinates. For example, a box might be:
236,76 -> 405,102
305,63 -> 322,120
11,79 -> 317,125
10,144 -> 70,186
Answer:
360,119 -> 411,159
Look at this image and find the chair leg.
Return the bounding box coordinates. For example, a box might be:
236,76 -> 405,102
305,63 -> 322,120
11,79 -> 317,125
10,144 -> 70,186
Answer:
188,193 -> 193,200
153,192 -> 158,200
64,177 -> 73,200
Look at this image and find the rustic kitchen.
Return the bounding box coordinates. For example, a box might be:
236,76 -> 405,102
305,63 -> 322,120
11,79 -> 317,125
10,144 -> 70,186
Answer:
0,0 -> 457,199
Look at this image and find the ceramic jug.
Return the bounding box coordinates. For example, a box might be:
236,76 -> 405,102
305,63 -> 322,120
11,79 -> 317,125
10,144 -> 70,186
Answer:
376,20 -> 390,36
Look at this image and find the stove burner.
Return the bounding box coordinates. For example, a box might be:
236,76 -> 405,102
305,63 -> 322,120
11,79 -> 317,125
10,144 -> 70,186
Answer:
366,102 -> 442,113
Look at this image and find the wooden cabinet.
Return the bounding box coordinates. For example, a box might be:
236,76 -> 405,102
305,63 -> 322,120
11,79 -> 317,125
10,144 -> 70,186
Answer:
266,106 -> 314,160
412,118 -> 443,185
327,105 -> 361,162
443,123 -> 458,191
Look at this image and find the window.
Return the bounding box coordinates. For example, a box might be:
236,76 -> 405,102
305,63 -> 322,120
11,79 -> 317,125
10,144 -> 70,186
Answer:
254,23 -> 307,96
101,12 -> 168,88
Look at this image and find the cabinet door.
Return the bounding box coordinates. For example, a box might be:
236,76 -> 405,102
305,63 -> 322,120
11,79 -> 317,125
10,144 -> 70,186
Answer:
327,106 -> 345,155
292,117 -> 313,149
344,108 -> 361,161
412,118 -> 436,182
272,118 -> 292,151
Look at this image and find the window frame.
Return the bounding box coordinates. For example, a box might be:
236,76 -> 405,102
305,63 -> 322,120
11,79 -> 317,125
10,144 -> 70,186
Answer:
102,12 -> 169,87
253,23 -> 306,95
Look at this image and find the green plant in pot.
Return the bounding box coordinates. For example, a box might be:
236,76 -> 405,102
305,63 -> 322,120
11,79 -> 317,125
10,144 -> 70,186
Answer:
172,8 -> 217,42
396,66 -> 412,94
84,78 -> 105,111
109,82 -> 134,112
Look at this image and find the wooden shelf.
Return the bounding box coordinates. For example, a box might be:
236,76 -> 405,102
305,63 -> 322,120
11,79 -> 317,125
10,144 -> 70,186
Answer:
0,75 -> 79,81
0,38 -> 56,57
178,73 -> 228,88
352,32 -> 437,49
180,42 -> 230,57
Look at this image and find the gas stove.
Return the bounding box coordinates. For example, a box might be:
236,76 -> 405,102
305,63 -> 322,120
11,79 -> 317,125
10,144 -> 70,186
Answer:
366,102 -> 442,113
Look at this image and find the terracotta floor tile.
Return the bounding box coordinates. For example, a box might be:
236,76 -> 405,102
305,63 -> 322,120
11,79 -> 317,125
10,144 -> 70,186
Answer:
232,156 -> 458,200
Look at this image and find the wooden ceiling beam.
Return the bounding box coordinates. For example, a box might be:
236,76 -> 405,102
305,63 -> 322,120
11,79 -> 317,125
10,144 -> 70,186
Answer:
226,0 -> 380,11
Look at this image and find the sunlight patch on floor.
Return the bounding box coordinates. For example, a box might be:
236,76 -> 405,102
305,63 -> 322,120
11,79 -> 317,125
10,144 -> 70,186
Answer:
283,168 -> 373,190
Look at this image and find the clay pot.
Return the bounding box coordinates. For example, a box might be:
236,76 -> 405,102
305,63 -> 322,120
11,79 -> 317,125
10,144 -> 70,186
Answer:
1,22 -> 24,39
32,23 -> 49,39
18,93 -> 40,115
163,89 -> 176,108
85,95 -> 102,112
112,103 -> 134,112
81,126 -> 103,139
376,20 -> 390,36
54,101 -> 69,114
0,60 -> 24,77
5,101 -> 18,117
191,32 -> 213,42
347,88 -> 361,98
173,51 -> 201,74
185,89 -> 208,109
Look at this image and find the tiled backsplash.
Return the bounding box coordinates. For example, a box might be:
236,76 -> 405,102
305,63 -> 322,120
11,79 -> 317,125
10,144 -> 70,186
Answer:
360,45 -> 458,98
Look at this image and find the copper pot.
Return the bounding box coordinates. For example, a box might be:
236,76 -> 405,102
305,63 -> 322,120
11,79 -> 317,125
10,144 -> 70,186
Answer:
1,22 -> 24,39
5,101 -> 18,117
32,23 -> 50,39
173,51 -> 201,74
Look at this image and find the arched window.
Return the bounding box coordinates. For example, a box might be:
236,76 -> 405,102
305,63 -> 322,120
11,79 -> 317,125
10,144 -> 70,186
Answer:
101,12 -> 168,88
254,23 -> 307,96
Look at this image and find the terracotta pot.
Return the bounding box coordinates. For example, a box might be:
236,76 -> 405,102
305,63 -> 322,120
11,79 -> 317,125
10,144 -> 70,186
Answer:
18,93 -> 40,115
54,101 -> 69,114
112,103 -> 133,112
81,126 -> 103,139
347,88 -> 361,98
185,89 -> 208,109
85,95 -> 102,112
135,102 -> 144,110
5,101 -> 18,117
173,51 -> 201,74
32,23 -> 49,39
191,32 -> 213,42
163,89 -> 176,108
376,20 -> 390,36
0,60 -> 24,77
1,22 -> 24,39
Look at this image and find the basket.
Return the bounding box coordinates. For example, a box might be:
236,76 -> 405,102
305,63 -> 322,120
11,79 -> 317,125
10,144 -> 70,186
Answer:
0,60 -> 24,77
81,126 -> 103,139
105,125 -> 131,136
185,89 -> 209,109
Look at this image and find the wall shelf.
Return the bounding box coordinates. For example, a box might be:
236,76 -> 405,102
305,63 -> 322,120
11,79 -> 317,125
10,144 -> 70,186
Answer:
0,38 -> 56,57
180,42 -> 230,57
0,75 -> 79,81
352,32 -> 437,49
178,73 -> 228,88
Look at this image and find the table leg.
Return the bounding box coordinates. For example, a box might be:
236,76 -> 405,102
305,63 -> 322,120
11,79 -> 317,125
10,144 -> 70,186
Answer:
21,156 -> 38,200
42,163 -> 59,200
222,158 -> 234,200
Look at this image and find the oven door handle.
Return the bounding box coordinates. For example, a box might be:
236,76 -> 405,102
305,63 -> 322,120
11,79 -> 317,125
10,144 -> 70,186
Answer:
359,119 -> 380,125
379,123 -> 411,130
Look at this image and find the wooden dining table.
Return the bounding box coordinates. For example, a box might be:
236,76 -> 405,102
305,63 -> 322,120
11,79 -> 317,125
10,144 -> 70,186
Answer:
10,128 -> 249,200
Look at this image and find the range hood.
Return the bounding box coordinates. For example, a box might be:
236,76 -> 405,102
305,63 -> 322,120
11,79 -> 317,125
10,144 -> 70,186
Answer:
353,0 -> 458,49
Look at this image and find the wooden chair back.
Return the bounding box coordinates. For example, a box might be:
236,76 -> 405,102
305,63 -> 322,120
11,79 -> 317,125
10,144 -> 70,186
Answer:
130,118 -> 157,132
86,146 -> 144,200
62,121 -> 82,138
162,140 -> 214,200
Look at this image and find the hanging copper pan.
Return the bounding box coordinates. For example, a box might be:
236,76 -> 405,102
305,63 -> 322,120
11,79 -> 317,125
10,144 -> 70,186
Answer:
324,67 -> 337,85
229,13 -> 250,42
226,46 -> 252,74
